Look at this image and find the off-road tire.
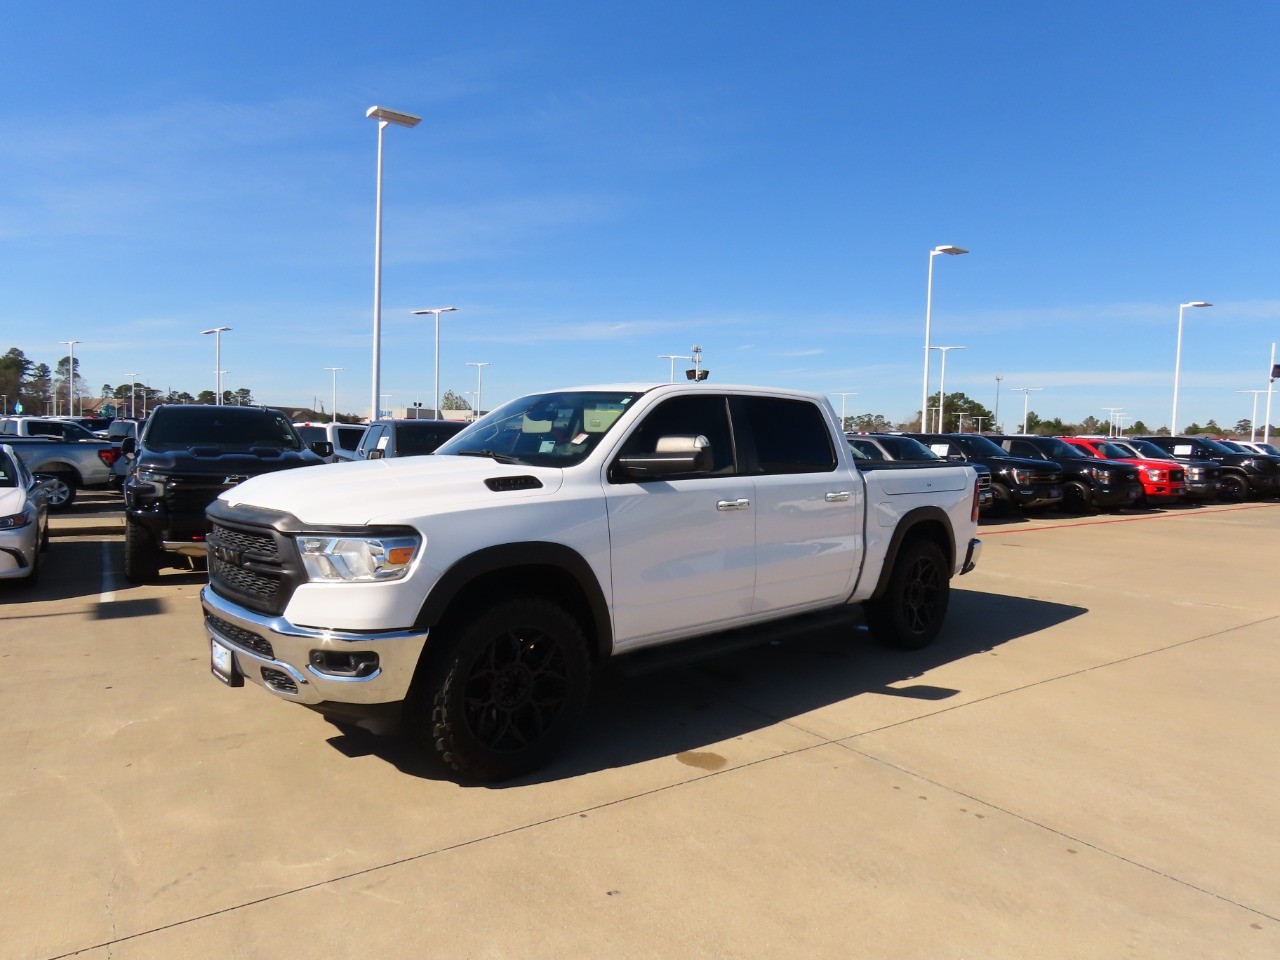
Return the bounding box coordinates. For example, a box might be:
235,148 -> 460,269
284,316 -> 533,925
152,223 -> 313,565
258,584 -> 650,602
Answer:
420,596 -> 591,782
123,518 -> 161,583
863,539 -> 950,650
1219,473 -> 1249,503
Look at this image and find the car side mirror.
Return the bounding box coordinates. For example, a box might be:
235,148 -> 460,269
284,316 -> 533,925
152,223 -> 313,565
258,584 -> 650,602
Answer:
310,441 -> 334,458
366,448 -> 385,460
120,437 -> 136,456
614,434 -> 712,481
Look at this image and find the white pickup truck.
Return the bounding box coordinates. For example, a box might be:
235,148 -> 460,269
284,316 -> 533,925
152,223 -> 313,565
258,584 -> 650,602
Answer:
201,384 -> 981,780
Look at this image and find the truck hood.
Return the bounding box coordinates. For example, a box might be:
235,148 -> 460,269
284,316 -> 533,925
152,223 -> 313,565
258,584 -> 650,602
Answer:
218,455 -> 566,525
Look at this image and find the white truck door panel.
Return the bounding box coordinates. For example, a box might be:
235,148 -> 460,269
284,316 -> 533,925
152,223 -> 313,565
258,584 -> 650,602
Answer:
750,471 -> 861,612
605,477 -> 757,647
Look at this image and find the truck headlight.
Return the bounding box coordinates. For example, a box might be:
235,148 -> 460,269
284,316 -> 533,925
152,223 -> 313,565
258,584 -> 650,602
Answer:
1145,469 -> 1165,481
1010,468 -> 1030,484
133,469 -> 170,495
296,535 -> 421,582
0,511 -> 31,530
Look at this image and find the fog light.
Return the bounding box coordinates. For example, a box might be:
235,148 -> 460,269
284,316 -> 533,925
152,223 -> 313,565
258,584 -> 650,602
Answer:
308,650 -> 380,678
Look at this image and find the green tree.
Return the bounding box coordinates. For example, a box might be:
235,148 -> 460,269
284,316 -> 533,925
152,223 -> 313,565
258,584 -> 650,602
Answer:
196,390 -> 216,405
1079,415 -> 1102,435
0,347 -> 33,413
441,389 -> 470,412
848,413 -> 894,432
1129,420 -> 1149,435
1233,418 -> 1251,436
924,391 -> 993,433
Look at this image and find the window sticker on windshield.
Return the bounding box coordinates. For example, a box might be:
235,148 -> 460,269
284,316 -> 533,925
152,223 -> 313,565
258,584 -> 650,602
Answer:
1173,445 -> 1192,456
572,433 -> 589,445
377,436 -> 389,450
540,440 -> 556,453
929,444 -> 949,456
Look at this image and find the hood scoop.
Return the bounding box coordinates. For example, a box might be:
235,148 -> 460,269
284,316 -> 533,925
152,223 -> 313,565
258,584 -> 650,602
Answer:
485,475 -> 543,492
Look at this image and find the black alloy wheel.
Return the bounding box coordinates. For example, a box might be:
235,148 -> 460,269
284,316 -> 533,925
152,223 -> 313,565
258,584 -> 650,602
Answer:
863,539 -> 950,650
425,597 -> 591,781
1218,473 -> 1248,503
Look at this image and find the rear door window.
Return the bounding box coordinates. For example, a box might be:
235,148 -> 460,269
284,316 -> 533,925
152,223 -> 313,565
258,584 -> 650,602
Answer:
735,396 -> 836,474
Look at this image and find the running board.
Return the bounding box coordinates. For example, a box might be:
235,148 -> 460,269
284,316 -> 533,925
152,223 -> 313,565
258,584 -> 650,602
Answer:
610,606 -> 864,678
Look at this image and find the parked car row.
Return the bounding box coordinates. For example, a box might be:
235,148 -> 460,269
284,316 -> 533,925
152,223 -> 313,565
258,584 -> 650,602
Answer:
844,431 -> 1280,515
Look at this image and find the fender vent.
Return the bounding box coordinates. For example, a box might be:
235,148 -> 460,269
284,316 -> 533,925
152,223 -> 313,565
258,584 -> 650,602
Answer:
485,476 -> 543,492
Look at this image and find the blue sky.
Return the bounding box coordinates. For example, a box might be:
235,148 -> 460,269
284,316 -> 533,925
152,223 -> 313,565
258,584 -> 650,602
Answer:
1,2 -> 1278,430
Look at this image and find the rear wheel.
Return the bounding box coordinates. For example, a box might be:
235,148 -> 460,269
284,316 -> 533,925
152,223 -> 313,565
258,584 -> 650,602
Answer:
418,596 -> 591,782
123,518 -> 161,583
42,474 -> 77,511
1062,481 -> 1091,513
863,539 -> 950,650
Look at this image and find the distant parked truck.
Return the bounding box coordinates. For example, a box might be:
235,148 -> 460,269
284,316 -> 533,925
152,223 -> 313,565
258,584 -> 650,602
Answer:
1135,436 -> 1278,502
353,418 -> 468,460
0,434 -> 118,508
293,422 -> 367,462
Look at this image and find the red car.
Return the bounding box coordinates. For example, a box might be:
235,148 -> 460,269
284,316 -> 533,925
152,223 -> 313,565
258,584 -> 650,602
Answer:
1060,437 -> 1186,503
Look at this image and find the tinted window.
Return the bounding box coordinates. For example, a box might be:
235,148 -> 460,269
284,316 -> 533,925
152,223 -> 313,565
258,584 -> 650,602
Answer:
337,427 -> 364,451
107,421 -> 138,440
143,408 -> 303,452
737,396 -> 835,474
847,438 -> 886,460
952,434 -> 1007,458
875,435 -> 939,460
615,394 -> 735,476
396,421 -> 467,456
1007,440 -> 1043,459
0,451 -> 17,487
296,426 -> 325,444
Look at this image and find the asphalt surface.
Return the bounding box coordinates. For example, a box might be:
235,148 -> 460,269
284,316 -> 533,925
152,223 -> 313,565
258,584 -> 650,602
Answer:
2,492 -> 1277,959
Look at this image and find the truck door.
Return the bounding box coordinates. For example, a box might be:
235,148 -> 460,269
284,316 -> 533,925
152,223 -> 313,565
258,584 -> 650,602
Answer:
731,395 -> 861,613
603,394 -> 755,649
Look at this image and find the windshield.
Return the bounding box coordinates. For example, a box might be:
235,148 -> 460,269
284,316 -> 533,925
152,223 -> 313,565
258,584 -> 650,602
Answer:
875,435 -> 940,460
1125,439 -> 1169,459
847,438 -> 886,460
1096,442 -> 1131,460
1258,443 -> 1280,456
954,434 -> 1007,458
1215,440 -> 1247,452
435,390 -> 642,466
143,408 -> 304,452
1037,438 -> 1085,459
1192,437 -> 1236,456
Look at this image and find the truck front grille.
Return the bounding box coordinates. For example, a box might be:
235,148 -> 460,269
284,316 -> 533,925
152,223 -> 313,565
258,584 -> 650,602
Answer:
206,512 -> 304,616
210,523 -> 277,558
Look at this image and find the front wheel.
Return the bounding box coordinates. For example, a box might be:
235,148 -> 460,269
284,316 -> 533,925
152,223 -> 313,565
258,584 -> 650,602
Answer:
419,597 -> 592,782
123,518 -> 161,583
1218,473 -> 1248,502
863,539 -> 950,650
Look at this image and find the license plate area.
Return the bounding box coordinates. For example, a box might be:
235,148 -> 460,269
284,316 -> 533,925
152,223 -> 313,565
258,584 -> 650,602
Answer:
211,638 -> 244,687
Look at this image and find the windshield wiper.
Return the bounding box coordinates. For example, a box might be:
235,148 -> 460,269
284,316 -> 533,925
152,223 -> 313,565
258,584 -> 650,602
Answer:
453,449 -> 525,464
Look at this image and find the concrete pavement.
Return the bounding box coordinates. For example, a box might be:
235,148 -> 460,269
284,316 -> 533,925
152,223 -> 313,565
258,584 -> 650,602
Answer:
2,501 -> 1277,958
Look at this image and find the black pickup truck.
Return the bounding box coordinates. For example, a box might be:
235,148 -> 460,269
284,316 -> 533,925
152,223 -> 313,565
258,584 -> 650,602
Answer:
121,405 -> 331,582
992,435 -> 1142,511
908,433 -> 1063,513
1135,436 -> 1279,502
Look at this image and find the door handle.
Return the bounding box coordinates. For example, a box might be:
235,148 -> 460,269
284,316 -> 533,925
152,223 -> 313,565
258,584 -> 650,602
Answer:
716,498 -> 751,511
825,491 -> 851,502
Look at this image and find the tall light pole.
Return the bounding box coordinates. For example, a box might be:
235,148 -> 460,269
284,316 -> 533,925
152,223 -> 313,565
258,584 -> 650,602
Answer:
659,354 -> 691,383
60,340 -> 81,416
367,105 -> 422,422
970,415 -> 988,434
921,245 -> 968,430
930,345 -> 966,432
1171,301 -> 1212,435
993,374 -> 1004,432
1265,342 -> 1277,446
833,392 -> 858,432
466,361 -> 492,420
324,367 -> 345,423
1014,387 -> 1043,434
411,306 -> 458,418
201,327 -> 231,404
1102,407 -> 1124,437
1238,390 -> 1267,442
124,372 -> 138,419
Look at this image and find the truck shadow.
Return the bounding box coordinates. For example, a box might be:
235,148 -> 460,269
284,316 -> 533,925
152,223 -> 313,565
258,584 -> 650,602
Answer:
325,589 -> 1086,785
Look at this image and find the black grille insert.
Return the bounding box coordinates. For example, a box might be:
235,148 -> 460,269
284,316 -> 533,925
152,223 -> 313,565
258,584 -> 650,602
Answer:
210,522 -> 277,558
260,667 -> 298,694
206,613 -> 275,659
210,556 -> 280,602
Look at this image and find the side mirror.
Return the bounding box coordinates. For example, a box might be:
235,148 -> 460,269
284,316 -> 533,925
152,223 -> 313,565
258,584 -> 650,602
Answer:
309,441 -> 334,458
615,434 -> 712,480
366,448 -> 385,460
120,437 -> 136,457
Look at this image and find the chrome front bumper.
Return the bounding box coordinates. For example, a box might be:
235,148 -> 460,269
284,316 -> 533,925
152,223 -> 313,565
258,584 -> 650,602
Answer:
200,585 -> 429,706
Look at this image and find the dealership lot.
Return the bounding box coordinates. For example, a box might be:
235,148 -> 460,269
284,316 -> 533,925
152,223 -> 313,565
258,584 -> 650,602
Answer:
1,496 -> 1277,959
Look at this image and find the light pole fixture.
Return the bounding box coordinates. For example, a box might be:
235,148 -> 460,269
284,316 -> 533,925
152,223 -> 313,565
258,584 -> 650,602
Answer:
921,244 -> 968,431
201,327 -> 232,404
833,392 -> 858,432
324,367 -> 345,424
1238,389 -> 1267,443
1014,387 -> 1043,435
124,372 -> 138,419
1102,407 -> 1124,438
60,340 -> 81,417
929,345 -> 966,432
970,415 -> 988,434
659,354 -> 692,383
466,361 -> 492,420
1171,301 -> 1212,435
994,374 -> 1004,433
367,104 -> 422,423
410,306 -> 458,418
1265,342 -> 1277,446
